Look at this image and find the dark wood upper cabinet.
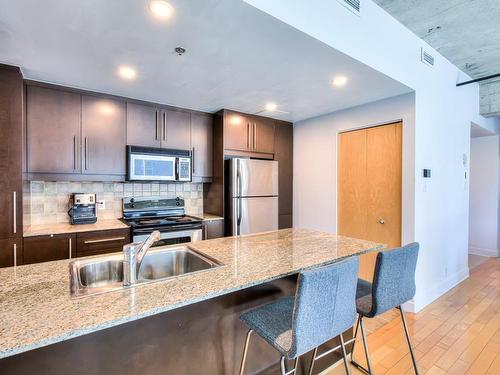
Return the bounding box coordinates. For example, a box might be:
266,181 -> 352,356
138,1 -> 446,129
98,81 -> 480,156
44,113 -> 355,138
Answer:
191,113 -> 213,179
81,95 -> 126,175
126,102 -> 161,148
223,111 -> 251,152
253,118 -> 275,154
0,238 -> 22,268
23,233 -> 75,265
162,110 -> 191,150
274,122 -> 293,227
27,86 -> 81,174
0,66 -> 23,239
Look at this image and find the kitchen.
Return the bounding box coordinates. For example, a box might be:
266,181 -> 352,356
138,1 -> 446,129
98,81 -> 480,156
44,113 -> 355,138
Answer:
2,1 -> 499,375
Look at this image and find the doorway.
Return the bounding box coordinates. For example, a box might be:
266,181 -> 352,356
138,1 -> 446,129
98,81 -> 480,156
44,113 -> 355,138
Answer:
338,122 -> 403,280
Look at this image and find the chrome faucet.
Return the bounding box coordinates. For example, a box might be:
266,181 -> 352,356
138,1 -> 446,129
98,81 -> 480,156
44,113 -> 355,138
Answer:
123,230 -> 161,286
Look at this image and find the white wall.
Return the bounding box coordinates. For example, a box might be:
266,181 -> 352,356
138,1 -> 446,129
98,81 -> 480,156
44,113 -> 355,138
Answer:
469,135 -> 500,257
244,0 -> 498,311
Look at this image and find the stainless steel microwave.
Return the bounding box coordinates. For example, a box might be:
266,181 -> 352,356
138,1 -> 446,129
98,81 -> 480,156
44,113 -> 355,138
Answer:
126,146 -> 191,182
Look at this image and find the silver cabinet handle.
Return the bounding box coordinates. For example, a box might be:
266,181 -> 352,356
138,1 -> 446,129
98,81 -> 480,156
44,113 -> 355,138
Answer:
69,237 -> 72,259
378,218 -> 385,224
84,137 -> 88,170
73,135 -> 77,170
13,191 -> 17,234
13,243 -> 17,267
163,112 -> 167,142
246,123 -> 250,149
155,110 -> 159,140
84,237 -> 126,244
253,123 -> 257,150
192,147 -> 195,174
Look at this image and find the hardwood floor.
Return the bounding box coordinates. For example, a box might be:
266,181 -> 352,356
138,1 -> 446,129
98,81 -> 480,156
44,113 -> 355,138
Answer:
324,257 -> 500,375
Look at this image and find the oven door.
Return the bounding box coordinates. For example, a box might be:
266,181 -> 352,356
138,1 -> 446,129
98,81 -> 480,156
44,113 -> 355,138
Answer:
129,153 -> 176,181
133,228 -> 203,247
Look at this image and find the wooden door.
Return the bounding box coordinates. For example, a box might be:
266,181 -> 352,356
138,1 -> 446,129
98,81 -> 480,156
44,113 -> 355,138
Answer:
0,238 -> 22,268
126,102 -> 161,148
161,109 -> 191,150
82,95 -> 126,175
27,86 -> 81,174
0,66 -> 23,239
274,121 -> 293,229
23,234 -> 76,265
191,113 -> 213,178
253,118 -> 275,154
223,111 -> 251,151
338,122 -> 402,280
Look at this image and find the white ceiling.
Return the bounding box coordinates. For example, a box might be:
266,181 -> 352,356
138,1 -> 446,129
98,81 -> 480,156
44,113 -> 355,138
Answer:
0,0 -> 411,122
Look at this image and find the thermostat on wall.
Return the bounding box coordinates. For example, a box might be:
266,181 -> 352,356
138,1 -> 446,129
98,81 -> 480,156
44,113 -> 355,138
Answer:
423,169 -> 431,178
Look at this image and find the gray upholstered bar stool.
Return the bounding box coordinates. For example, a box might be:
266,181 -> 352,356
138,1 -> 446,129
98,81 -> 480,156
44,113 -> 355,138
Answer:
351,243 -> 420,375
238,257 -> 359,375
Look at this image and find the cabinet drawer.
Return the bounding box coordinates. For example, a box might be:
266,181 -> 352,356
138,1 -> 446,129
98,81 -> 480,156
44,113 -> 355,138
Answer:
76,229 -> 130,257
23,234 -> 75,265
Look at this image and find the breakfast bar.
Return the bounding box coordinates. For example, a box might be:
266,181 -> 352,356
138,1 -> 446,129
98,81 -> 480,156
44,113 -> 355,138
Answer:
0,229 -> 383,374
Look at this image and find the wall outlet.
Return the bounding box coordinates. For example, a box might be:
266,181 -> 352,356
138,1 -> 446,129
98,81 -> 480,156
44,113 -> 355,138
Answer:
96,200 -> 106,210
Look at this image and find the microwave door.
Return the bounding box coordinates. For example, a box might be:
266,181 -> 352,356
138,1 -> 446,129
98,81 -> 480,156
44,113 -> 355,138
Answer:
129,154 -> 176,181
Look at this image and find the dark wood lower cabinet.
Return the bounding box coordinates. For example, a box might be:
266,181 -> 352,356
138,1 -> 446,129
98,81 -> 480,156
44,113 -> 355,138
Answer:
76,229 -> 131,258
203,220 -> 224,239
0,238 -> 22,268
23,234 -> 75,265
278,214 -> 293,229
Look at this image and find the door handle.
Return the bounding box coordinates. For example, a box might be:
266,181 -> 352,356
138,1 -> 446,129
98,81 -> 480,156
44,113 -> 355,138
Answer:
73,135 -> 77,170
13,243 -> 17,267
246,123 -> 250,149
84,237 -> 126,244
84,137 -> 88,170
253,123 -> 257,150
378,218 -> 385,224
69,237 -> 72,259
163,112 -> 167,142
192,147 -> 195,175
155,110 -> 159,140
13,191 -> 16,234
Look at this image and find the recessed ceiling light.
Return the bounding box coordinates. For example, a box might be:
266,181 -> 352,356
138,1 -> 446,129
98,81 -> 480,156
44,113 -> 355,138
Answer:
332,75 -> 348,87
149,0 -> 174,19
117,65 -> 137,80
265,102 -> 278,112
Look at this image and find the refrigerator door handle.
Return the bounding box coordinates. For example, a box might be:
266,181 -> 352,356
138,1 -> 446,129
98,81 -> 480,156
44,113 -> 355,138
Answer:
236,160 -> 242,235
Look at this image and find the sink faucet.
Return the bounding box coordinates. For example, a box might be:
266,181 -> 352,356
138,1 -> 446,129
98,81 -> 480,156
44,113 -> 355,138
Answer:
123,230 -> 161,286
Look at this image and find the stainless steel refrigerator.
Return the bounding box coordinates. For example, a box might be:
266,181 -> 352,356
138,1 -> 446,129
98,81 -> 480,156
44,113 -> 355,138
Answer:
227,158 -> 279,236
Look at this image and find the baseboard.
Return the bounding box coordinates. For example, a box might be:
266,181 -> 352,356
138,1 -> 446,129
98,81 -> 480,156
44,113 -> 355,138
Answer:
413,267 -> 470,313
469,246 -> 498,257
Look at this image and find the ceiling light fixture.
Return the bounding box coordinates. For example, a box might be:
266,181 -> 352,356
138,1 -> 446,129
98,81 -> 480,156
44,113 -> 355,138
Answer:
265,102 -> 278,112
117,65 -> 137,80
332,75 -> 348,87
149,0 -> 174,19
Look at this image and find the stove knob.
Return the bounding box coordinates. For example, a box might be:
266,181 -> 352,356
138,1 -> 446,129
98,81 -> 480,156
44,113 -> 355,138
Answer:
175,197 -> 180,201
176,202 -> 180,206
130,198 -> 135,203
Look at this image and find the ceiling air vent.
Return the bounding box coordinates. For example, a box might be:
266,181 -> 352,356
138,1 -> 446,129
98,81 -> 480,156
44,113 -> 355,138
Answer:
421,48 -> 435,67
337,0 -> 361,15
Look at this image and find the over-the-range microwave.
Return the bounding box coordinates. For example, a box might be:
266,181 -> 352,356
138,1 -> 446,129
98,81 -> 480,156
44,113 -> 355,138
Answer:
126,146 -> 191,182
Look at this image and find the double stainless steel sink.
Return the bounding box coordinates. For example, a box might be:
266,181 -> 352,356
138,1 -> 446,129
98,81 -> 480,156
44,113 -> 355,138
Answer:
70,245 -> 223,297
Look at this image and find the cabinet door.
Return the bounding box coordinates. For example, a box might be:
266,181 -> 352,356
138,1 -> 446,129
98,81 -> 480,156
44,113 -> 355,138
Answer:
82,95 -> 126,175
161,110 -> 191,150
76,229 -> 130,257
0,67 -> 23,239
126,102 -> 161,148
191,113 -> 213,178
23,233 -> 75,265
27,86 -> 81,173
252,118 -> 275,154
203,220 -> 224,239
274,123 -> 293,216
0,238 -> 22,268
223,112 -> 251,151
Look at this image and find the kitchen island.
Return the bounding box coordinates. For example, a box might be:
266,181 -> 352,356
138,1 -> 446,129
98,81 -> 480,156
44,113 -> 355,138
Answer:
0,228 -> 383,374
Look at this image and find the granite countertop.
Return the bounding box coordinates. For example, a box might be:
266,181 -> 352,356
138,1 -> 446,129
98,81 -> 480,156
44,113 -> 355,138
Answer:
23,219 -> 130,237
0,228 -> 383,359
200,213 -> 224,222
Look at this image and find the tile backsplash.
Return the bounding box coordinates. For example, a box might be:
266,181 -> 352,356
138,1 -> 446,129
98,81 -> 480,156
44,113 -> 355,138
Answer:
24,181 -> 204,226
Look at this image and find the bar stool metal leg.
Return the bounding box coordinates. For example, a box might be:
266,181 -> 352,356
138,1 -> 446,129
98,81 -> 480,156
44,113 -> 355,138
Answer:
339,333 -> 351,375
280,356 -> 298,375
308,347 -> 318,375
398,306 -> 419,375
350,315 -> 361,360
239,329 -> 253,375
350,316 -> 373,375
